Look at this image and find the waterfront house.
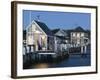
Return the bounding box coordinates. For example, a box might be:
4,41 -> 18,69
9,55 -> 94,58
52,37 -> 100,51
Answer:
52,29 -> 69,52
23,20 -> 90,54
52,29 -> 67,37
25,20 -> 54,52
70,27 -> 90,47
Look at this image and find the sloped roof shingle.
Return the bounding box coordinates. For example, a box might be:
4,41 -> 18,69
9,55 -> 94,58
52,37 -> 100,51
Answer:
72,26 -> 85,32
35,20 -> 53,36
51,29 -> 60,34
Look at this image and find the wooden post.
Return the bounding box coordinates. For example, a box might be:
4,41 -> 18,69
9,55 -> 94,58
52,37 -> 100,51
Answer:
26,46 -> 29,53
81,46 -> 83,53
23,46 -> 25,55
28,45 -> 31,53
55,40 -> 57,52
25,46 -> 27,54
38,54 -> 41,61
84,45 -> 87,53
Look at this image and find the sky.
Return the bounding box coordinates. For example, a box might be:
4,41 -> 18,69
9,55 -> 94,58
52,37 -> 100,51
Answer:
23,10 -> 91,30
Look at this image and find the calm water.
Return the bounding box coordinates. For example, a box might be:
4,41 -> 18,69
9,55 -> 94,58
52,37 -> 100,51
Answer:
50,54 -> 91,68
28,50 -> 91,69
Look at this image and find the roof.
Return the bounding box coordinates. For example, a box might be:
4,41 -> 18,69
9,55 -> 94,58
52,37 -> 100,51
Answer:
85,30 -> 90,34
51,29 -> 60,34
62,27 -> 86,38
72,26 -> 85,32
56,35 -> 69,40
52,29 -> 68,37
35,20 -> 54,36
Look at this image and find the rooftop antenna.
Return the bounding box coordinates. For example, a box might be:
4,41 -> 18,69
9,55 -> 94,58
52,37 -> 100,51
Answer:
75,23 -> 78,26
37,15 -> 40,21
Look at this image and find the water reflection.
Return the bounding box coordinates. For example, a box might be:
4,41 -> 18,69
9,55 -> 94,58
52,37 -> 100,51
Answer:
29,63 -> 50,68
24,53 -> 90,69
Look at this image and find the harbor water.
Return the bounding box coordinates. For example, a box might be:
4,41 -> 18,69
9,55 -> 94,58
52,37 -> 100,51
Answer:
23,48 -> 91,69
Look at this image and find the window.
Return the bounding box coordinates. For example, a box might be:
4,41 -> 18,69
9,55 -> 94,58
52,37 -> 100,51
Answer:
77,33 -> 80,37
81,33 -> 84,37
72,33 -> 76,37
32,24 -> 36,31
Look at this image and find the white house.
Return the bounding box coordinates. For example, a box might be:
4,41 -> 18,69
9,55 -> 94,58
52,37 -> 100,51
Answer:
23,20 -> 54,53
70,27 -> 90,47
52,29 -> 69,52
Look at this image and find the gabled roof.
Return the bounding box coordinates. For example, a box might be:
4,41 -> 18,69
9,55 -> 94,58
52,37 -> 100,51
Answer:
51,29 -> 68,37
51,29 -> 60,34
85,30 -> 90,34
72,26 -> 85,32
35,20 -> 54,36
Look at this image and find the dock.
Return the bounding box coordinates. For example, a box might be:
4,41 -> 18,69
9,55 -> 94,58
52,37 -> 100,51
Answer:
23,44 -> 90,69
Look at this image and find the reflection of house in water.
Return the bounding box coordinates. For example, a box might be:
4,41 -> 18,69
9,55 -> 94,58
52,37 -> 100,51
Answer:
23,20 -> 54,53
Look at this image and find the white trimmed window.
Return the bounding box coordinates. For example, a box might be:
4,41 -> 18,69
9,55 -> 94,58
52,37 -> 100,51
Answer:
77,33 -> 80,37
72,33 -> 76,37
81,33 -> 84,37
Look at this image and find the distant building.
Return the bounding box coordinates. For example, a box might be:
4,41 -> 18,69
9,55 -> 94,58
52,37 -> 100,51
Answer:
52,29 -> 69,51
70,27 -> 90,46
52,29 -> 67,37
